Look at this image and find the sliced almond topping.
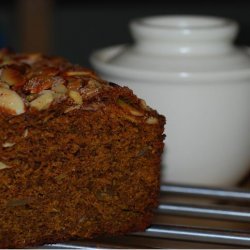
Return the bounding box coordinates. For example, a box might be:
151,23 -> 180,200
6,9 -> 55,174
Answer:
1,67 -> 25,86
2,142 -> 15,148
64,71 -> 91,76
122,114 -> 138,123
69,90 -> 83,105
146,116 -> 158,124
0,87 -> 25,115
0,82 -> 10,89
87,79 -> 102,88
0,161 -> 11,170
25,76 -> 65,94
80,87 -> 99,99
140,99 -> 151,111
30,92 -> 54,111
117,99 -> 143,116
52,83 -> 68,94
64,105 -> 81,113
129,109 -> 144,117
23,128 -> 29,138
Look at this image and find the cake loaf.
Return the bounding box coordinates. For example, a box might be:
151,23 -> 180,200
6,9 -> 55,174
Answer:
0,49 -> 165,248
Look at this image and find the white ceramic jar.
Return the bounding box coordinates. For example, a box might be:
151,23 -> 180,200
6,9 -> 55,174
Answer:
90,15 -> 250,187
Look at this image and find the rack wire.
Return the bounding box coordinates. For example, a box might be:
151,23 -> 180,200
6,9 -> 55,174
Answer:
44,183 -> 250,249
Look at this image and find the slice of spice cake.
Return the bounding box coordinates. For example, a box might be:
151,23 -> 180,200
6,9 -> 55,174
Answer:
0,49 -> 165,248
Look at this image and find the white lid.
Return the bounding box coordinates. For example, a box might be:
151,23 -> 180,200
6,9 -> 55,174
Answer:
91,15 -> 250,83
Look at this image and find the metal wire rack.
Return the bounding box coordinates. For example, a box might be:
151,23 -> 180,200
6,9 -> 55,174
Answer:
43,183 -> 250,249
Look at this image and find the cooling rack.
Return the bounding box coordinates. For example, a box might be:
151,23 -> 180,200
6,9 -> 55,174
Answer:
42,183 -> 250,249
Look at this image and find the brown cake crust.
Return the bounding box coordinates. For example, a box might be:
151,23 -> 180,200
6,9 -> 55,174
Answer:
0,49 -> 165,248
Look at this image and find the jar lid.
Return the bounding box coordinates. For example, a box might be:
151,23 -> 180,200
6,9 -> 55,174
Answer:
91,15 -> 250,83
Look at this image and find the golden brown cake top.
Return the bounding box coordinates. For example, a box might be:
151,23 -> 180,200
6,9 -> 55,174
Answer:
0,49 -> 162,127
0,49 -> 119,116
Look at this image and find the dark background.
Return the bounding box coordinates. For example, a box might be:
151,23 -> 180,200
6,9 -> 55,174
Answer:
0,0 -> 250,67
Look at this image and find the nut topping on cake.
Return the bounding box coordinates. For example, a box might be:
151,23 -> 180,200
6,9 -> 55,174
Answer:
30,91 -> 54,111
117,99 -> 143,116
0,82 -> 10,89
23,128 -> 29,137
51,82 -> 68,94
2,142 -> 15,148
146,116 -> 158,124
69,90 -> 83,105
24,76 -> 65,94
0,161 -> 11,170
64,70 -> 94,77
0,87 -> 25,115
0,49 -> 156,121
0,65 -> 27,87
